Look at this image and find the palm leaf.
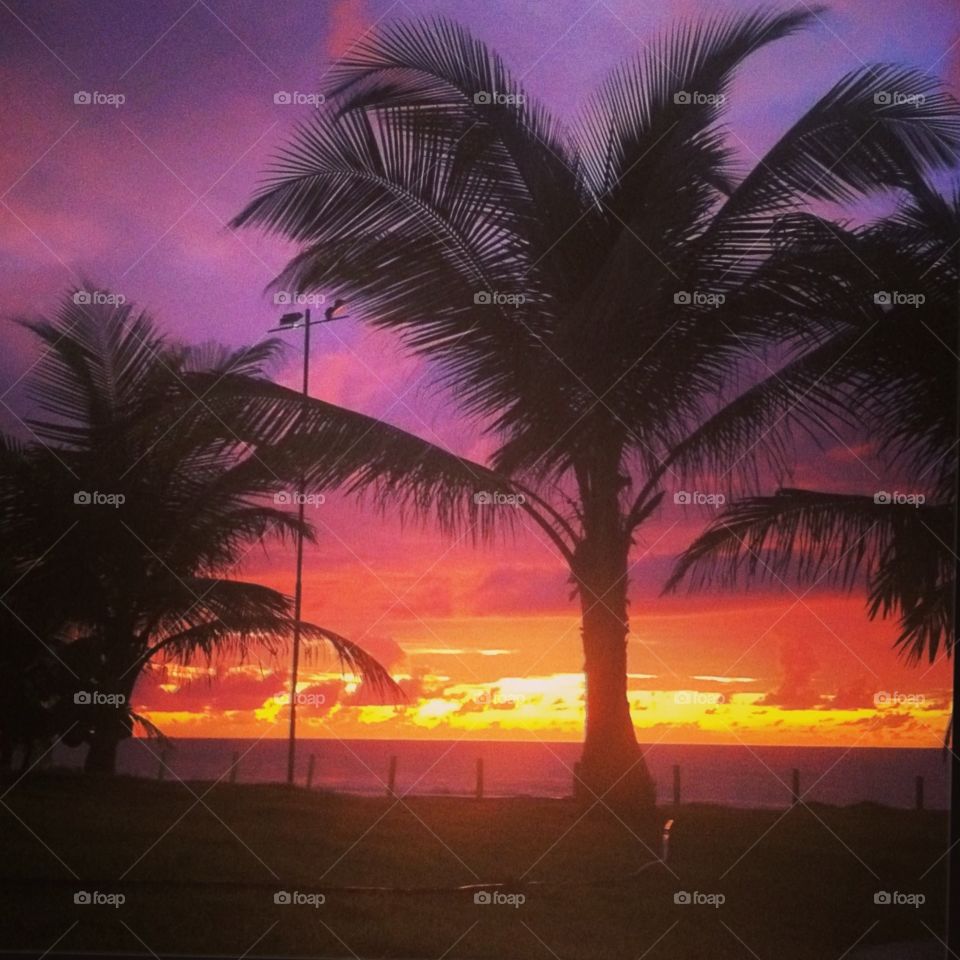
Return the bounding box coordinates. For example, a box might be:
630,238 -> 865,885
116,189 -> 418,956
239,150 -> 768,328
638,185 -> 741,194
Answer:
665,488 -> 954,661
146,579 -> 402,700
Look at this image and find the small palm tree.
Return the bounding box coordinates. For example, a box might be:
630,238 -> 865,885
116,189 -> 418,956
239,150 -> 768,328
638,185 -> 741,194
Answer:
0,294 -> 398,775
666,180 -> 958,662
225,11 -> 959,812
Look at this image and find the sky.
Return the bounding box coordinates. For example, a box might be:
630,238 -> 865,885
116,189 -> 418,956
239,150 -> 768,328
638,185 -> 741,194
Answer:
1,0 -> 957,748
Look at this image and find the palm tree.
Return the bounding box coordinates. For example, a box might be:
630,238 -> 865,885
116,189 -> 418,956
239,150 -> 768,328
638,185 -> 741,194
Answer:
663,177 -> 960,953
0,293 -> 398,775
224,11 -> 960,813
666,179 -> 958,662
0,432 -> 86,771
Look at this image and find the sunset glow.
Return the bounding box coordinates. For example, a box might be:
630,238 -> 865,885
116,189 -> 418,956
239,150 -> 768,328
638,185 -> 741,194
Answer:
133,591 -> 952,746
1,0 -> 957,754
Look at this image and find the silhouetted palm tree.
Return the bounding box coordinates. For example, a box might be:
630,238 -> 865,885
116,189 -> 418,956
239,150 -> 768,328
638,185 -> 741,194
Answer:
0,294 -> 398,774
664,181 -> 959,945
227,11 -> 959,812
667,180 -> 958,662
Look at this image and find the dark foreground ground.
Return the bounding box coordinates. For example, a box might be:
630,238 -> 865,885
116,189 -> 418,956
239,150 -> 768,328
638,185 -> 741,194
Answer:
0,773 -> 948,959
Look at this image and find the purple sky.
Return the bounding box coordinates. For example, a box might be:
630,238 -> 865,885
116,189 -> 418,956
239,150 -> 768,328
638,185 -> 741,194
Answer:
2,0 -> 956,530
2,0 -> 957,392
1,0 -> 957,594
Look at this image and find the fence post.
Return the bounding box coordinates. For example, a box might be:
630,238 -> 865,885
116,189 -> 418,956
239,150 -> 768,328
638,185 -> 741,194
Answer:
156,748 -> 169,782
915,775 -> 925,811
672,764 -> 681,806
791,768 -> 800,806
475,758 -> 484,799
387,755 -> 397,798
306,754 -> 316,789
229,750 -> 240,784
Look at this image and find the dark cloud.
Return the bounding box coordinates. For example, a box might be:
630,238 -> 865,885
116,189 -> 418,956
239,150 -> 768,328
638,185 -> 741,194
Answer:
134,665 -> 281,713
758,638 -> 822,709
828,676 -> 876,710
469,565 -> 570,615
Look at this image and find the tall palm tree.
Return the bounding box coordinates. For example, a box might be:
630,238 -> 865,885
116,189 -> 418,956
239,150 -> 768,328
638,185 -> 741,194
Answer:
224,11 -> 960,812
0,294 -> 398,774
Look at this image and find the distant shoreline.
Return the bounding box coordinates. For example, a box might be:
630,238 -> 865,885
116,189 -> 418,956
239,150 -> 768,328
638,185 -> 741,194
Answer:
117,735 -> 949,750
47,738 -> 950,810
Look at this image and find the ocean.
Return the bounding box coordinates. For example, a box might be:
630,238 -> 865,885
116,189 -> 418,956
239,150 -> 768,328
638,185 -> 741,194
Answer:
50,738 -> 950,809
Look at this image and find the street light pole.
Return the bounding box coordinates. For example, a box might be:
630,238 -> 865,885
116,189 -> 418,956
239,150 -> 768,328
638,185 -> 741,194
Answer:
286,307 -> 310,787
268,302 -> 346,787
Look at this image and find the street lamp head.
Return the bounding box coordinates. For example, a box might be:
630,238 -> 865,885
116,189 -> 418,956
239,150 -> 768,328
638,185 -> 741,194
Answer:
324,299 -> 347,323
278,311 -> 305,327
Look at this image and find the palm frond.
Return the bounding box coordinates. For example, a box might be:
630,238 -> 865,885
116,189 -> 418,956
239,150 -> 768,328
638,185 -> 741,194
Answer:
325,15 -> 582,221
701,64 -> 960,278
148,579 -> 402,700
18,292 -> 167,448
190,370 -> 527,541
665,488 -> 955,661
579,7 -> 818,199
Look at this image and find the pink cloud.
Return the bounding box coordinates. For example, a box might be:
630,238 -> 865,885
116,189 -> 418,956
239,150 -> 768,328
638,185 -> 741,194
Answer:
325,0 -> 368,60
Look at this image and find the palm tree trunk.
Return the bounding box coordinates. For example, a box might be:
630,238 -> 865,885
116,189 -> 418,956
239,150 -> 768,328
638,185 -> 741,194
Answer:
573,461 -> 656,818
83,657 -> 136,776
577,552 -> 656,815
83,725 -> 119,774
83,707 -> 128,775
